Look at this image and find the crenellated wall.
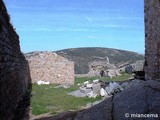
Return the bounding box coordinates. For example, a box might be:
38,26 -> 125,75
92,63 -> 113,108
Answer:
144,0 -> 160,80
0,0 -> 31,119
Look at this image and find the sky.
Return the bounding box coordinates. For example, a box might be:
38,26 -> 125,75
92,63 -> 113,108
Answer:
3,0 -> 144,53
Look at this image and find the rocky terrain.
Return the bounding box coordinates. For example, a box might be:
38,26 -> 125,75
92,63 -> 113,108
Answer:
56,47 -> 144,74
36,79 -> 160,120
25,48 -> 144,78
1,0 -> 160,119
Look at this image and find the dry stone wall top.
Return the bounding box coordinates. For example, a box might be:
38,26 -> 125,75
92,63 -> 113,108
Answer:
26,51 -> 74,85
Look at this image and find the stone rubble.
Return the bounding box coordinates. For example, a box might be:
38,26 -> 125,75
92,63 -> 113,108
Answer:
68,90 -> 87,97
68,79 -> 124,99
53,84 -> 71,89
106,69 -> 121,78
105,82 -> 124,95
125,60 -> 144,74
100,88 -> 107,97
37,80 -> 50,85
87,61 -> 117,77
42,80 -> 160,120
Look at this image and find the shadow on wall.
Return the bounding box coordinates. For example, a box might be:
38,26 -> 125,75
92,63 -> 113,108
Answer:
13,62 -> 32,120
0,0 -> 32,119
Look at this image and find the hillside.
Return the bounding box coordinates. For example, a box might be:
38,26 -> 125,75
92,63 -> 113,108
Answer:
55,47 -> 144,74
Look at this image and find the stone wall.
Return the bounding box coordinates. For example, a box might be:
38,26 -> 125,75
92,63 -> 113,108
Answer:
87,61 -> 115,76
0,0 -> 31,119
125,60 -> 144,74
145,0 -> 160,80
26,51 -> 74,85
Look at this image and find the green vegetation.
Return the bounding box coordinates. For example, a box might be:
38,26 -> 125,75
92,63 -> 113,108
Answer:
31,73 -> 133,115
75,73 -> 133,85
31,84 -> 100,115
56,47 -> 144,74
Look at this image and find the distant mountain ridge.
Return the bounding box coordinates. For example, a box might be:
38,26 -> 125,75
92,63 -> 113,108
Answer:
55,47 -> 144,74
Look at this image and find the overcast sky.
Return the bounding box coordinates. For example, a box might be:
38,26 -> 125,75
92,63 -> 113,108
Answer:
4,0 -> 144,53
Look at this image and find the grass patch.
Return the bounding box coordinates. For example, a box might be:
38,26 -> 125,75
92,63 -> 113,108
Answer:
31,84 -> 100,115
75,73 -> 133,85
31,73 -> 132,115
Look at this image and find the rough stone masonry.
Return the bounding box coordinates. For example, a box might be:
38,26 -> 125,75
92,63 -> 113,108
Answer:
145,0 -> 160,80
0,0 -> 31,119
0,0 -> 160,119
25,51 -> 74,85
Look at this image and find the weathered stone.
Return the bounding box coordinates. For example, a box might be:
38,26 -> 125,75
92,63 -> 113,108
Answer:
105,82 -> 123,95
106,69 -> 121,78
120,82 -> 130,89
113,85 -> 148,120
145,0 -> 160,80
80,87 -> 92,94
113,80 -> 160,120
100,88 -> 108,97
1,0 -> 160,119
25,51 -> 74,85
84,100 -> 103,109
68,90 -> 87,97
74,97 -> 113,120
92,83 -> 101,95
0,0 -> 31,119
87,61 -> 116,77
125,60 -> 144,74
36,80 -> 160,120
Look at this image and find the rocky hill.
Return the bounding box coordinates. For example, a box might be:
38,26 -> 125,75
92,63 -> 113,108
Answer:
55,47 -> 144,74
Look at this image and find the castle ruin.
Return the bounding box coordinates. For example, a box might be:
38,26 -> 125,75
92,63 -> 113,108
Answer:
0,0 -> 160,119
25,51 -> 74,85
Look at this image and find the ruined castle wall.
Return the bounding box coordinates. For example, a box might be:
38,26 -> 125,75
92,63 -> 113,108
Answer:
145,0 -> 160,80
26,52 -> 74,85
87,61 -> 116,77
0,0 -> 31,119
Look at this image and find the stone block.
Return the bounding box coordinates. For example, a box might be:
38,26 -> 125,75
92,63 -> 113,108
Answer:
92,83 -> 101,94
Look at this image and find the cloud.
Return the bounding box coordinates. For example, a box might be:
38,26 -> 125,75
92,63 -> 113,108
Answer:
87,16 -> 143,22
17,27 -> 52,32
55,28 -> 89,32
34,28 -> 52,31
109,17 -> 143,20
85,16 -> 93,22
87,35 -> 95,39
102,24 -> 142,29
16,28 -> 29,31
8,5 -> 26,9
102,24 -> 128,28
